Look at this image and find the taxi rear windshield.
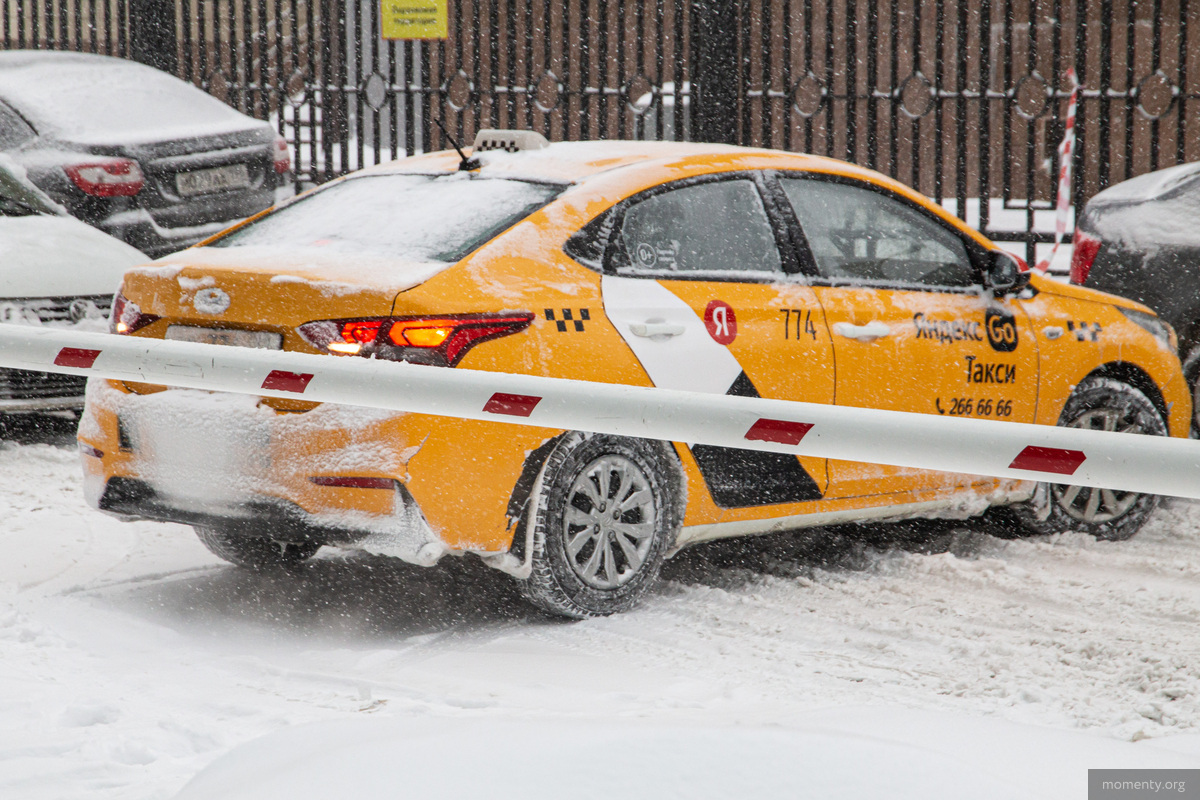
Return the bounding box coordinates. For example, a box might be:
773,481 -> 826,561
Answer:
210,173 -> 562,262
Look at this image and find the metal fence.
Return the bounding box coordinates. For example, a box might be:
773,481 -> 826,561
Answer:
1,0 -> 127,55
317,0 -> 692,177
735,0 -> 1199,260
3,0 -> 1199,263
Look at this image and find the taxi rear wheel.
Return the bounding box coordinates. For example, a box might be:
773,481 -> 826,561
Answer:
521,433 -> 683,619
1009,377 -> 1166,541
194,525 -> 322,570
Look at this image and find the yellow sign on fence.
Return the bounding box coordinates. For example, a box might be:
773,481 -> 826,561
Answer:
381,0 -> 448,39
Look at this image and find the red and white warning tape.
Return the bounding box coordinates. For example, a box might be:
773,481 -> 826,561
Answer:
3,324 -> 1200,499
1034,68 -> 1082,273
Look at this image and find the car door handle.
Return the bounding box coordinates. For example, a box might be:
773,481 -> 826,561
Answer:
832,321 -> 891,342
629,321 -> 687,338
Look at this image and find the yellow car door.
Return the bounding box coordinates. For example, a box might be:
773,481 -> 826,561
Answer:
598,173 -> 836,514
775,173 -> 1039,500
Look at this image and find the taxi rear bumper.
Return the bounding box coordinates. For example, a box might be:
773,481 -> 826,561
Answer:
79,379 -> 458,565
96,475 -> 387,547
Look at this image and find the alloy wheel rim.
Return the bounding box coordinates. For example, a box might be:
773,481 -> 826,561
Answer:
1055,406 -> 1143,523
562,454 -> 657,589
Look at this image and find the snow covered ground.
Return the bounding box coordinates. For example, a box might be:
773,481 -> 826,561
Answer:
3,416 -> 1200,798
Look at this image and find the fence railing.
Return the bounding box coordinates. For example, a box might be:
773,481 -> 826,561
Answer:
3,0 -> 1198,264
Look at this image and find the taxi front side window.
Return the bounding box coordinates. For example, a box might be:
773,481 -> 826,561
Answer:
616,179 -> 782,276
780,177 -> 976,288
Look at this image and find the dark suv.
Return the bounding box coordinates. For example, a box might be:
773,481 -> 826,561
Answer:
1070,162 -> 1200,427
0,51 -> 289,257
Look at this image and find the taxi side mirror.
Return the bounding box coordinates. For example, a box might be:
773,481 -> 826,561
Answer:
986,250 -> 1029,294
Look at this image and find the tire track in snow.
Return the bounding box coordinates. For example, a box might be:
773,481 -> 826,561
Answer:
4,439 -> 1200,799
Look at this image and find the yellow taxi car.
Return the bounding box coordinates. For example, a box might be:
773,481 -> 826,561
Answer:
78,131 -> 1190,618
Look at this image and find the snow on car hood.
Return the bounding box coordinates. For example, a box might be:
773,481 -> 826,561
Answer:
1086,193 -> 1200,251
0,214 -> 146,298
134,245 -> 454,298
1084,162 -> 1200,251
1090,161 -> 1200,204
0,57 -> 262,145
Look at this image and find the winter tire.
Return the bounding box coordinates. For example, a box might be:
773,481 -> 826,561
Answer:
520,433 -> 684,619
194,525 -> 321,569
1009,376 -> 1166,541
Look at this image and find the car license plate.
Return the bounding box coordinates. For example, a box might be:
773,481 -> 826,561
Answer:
175,163 -> 250,197
166,325 -> 282,349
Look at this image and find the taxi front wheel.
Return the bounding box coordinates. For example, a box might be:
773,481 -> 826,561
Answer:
195,526 -> 322,570
1182,345 -> 1200,436
1009,376 -> 1166,541
521,433 -> 684,619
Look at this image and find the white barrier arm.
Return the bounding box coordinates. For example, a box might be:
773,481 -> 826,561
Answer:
1,324 -> 1198,499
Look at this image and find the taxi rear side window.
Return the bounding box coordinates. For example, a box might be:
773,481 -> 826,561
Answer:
617,179 -> 782,276
780,177 -> 976,288
210,173 -> 562,263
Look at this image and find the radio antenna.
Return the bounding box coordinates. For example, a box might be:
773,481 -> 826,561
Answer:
432,117 -> 476,171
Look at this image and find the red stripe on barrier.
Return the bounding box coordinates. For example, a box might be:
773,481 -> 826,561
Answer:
483,392 -> 541,417
309,476 -> 395,490
745,418 -> 814,446
78,443 -> 104,459
261,370 -> 314,393
1009,445 -> 1087,475
54,347 -> 101,369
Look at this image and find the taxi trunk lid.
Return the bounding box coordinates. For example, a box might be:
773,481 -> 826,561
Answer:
120,247 -> 455,353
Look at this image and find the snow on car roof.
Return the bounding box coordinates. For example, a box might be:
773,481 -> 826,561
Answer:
358,139 -> 939,202
352,140 -> 989,247
0,50 -> 259,144
358,140 -> 825,182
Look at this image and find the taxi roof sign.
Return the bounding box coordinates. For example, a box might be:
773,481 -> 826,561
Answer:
472,129 -> 550,154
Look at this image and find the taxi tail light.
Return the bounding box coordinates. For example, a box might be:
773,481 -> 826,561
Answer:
297,312 -> 534,366
1070,228 -> 1102,285
109,290 -> 159,334
64,159 -> 144,197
